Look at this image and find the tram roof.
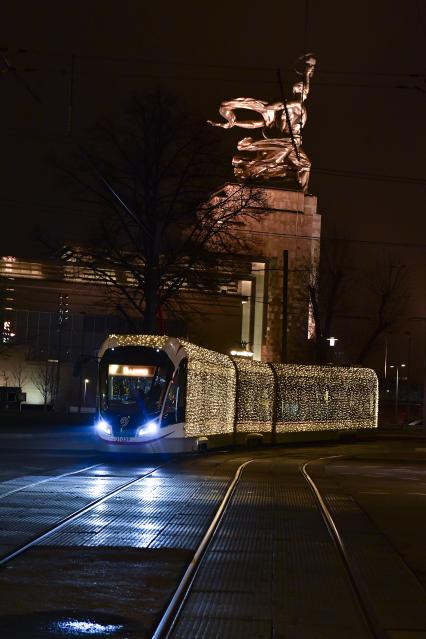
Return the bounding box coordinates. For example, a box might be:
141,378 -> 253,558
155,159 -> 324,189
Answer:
98,334 -> 377,383
98,334 -> 234,369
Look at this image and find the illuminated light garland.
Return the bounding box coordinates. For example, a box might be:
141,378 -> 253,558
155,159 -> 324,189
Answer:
271,364 -> 378,432
100,335 -> 378,437
181,339 -> 236,437
105,334 -> 169,352
232,358 -> 274,432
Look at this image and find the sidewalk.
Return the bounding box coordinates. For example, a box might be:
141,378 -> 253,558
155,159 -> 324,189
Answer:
0,411 -> 94,432
377,423 -> 426,438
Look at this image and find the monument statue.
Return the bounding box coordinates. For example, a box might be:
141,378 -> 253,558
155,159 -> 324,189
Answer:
208,54 -> 316,192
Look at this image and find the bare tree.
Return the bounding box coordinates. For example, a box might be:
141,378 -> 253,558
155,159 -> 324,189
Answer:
0,341 -> 14,361
303,231 -> 410,368
306,235 -> 353,363
31,362 -> 56,408
57,92 -> 264,333
9,360 -> 28,390
356,256 -> 409,364
1,370 -> 10,387
5,361 -> 29,411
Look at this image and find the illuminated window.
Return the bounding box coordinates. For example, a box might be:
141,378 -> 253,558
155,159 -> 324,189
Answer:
2,320 -> 15,343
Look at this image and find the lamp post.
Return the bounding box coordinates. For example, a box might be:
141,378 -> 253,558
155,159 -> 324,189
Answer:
326,337 -> 338,363
405,331 -> 412,422
389,364 -> 406,424
83,378 -> 90,406
410,317 -> 426,430
384,333 -> 388,382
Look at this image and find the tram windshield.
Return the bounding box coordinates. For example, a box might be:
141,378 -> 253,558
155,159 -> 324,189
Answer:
106,363 -> 170,414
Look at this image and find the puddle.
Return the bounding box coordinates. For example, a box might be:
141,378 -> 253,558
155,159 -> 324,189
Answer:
0,610 -> 140,638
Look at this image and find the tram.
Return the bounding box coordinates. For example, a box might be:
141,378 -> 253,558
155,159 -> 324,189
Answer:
95,334 -> 378,453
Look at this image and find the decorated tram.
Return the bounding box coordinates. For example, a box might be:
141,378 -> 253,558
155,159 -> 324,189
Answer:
95,334 -> 378,453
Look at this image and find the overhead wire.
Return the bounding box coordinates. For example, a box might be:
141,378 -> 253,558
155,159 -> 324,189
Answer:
2,44 -> 424,75
313,167 -> 426,185
1,46 -> 424,89
238,227 -> 426,250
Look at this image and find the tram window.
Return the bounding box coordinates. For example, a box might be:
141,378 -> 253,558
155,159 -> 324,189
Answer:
106,363 -> 170,412
176,360 -> 187,422
162,360 -> 187,427
162,375 -> 179,427
146,366 -> 169,414
109,373 -> 154,404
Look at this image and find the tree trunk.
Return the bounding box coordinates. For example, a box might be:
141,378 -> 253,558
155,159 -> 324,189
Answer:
308,284 -> 327,363
356,324 -> 386,364
143,266 -> 159,334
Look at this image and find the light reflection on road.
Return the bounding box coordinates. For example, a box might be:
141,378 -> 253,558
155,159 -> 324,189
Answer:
49,619 -> 123,635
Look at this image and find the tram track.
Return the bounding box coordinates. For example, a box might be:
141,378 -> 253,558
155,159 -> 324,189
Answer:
151,452 -> 426,639
0,462 -> 167,567
0,461 -> 102,500
1,449 -> 425,638
303,455 -> 426,638
153,455 -> 366,639
152,459 -> 254,639
302,457 -> 386,639
0,452 -> 247,571
0,451 -> 252,639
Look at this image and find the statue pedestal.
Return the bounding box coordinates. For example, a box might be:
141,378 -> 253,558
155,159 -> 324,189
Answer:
241,186 -> 321,363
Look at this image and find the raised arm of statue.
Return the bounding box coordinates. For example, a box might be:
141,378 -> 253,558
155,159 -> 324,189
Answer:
208,98 -> 274,129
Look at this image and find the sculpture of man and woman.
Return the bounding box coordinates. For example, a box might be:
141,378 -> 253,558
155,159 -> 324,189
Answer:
208,54 -> 316,192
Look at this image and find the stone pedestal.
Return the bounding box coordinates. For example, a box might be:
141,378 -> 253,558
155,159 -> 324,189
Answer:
241,186 -> 321,363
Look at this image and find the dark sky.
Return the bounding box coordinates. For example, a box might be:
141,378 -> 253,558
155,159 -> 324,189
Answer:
1,1 -> 425,349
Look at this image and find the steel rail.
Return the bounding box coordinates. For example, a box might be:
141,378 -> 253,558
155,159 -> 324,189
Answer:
151,458 -> 254,639
302,456 -> 389,639
0,462 -> 166,568
0,462 -> 102,500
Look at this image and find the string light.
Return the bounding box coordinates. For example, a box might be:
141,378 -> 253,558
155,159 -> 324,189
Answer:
100,335 -> 378,437
273,364 -> 378,432
181,339 -> 236,437
232,358 -> 274,433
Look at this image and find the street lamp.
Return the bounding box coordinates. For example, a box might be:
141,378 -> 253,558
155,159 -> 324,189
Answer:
327,337 -> 338,347
389,364 -> 406,424
230,349 -> 254,358
83,378 -> 90,405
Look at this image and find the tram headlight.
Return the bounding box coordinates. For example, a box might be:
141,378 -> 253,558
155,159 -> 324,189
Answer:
137,420 -> 158,437
96,418 -> 112,436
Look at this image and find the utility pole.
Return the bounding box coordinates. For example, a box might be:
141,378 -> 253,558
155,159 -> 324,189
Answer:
423,320 -> 426,430
67,54 -> 75,135
384,333 -> 388,382
78,312 -> 86,414
281,250 -> 289,363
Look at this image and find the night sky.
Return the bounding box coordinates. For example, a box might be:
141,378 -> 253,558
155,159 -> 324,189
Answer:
1,1 -> 425,365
